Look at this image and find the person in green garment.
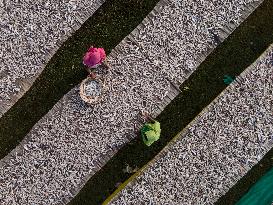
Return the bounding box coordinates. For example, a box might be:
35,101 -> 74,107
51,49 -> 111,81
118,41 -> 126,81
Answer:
140,111 -> 161,146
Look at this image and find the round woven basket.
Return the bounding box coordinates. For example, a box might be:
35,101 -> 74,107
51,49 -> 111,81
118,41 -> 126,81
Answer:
80,77 -> 105,104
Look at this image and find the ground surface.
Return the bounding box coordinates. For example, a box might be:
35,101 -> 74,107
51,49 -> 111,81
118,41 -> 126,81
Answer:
0,0 -> 105,116
0,0 -> 272,204
108,45 -> 273,205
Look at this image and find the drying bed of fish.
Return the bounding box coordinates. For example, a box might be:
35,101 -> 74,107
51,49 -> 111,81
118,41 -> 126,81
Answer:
0,0 -> 105,117
109,46 -> 273,205
128,0 -> 262,84
0,0 -> 264,204
0,39 -> 170,205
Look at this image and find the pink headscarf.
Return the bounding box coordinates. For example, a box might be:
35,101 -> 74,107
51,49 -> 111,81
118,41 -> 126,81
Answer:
83,47 -> 106,68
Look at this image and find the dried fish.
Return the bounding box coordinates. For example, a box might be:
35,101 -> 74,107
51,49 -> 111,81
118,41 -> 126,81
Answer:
109,47 -> 273,205
0,0 -> 264,204
0,0 -> 105,117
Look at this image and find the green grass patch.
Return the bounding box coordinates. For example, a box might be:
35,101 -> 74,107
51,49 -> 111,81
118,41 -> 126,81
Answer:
0,0 -> 162,158
69,0 -> 273,204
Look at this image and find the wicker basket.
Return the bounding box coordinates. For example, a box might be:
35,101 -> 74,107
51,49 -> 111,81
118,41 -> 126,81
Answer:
80,77 -> 105,104
80,60 -> 110,104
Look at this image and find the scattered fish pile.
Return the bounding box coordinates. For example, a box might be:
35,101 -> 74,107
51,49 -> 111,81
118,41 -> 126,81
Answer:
109,46 -> 273,205
0,0 -> 263,204
0,0 -> 105,117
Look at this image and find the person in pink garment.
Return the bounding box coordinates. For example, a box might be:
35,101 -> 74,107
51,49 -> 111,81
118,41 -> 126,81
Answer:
83,46 -> 107,78
83,47 -> 106,68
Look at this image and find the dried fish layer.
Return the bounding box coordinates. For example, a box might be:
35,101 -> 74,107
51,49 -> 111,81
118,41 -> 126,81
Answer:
0,0 -> 105,117
109,46 -> 273,205
0,0 -> 263,204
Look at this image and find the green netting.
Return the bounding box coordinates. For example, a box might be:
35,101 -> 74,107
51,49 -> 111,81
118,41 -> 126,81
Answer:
236,167 -> 273,205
